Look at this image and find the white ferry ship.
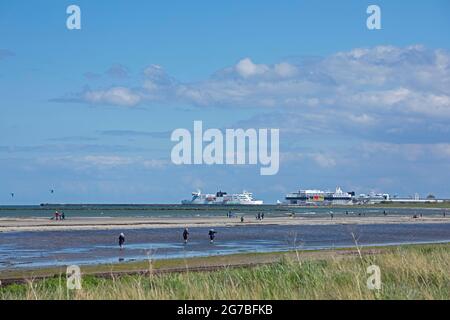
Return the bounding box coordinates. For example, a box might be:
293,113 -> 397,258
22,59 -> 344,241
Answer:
182,190 -> 263,205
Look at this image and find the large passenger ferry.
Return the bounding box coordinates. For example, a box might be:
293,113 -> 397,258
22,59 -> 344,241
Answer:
285,187 -> 353,205
182,190 -> 263,205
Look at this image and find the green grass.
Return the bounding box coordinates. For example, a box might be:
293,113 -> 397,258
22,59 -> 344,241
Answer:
1,244 -> 449,300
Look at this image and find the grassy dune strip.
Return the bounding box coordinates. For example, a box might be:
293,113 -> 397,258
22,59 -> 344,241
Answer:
1,244 -> 449,300
0,249 -> 363,282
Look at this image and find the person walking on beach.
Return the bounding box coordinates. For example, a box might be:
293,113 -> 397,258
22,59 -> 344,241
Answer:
241,216 -> 244,223
183,228 -> 189,244
208,229 -> 217,243
261,213 -> 264,220
118,233 -> 125,249
61,211 -> 65,220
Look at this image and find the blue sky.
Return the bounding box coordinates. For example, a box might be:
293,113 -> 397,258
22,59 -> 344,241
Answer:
1,0 -> 450,204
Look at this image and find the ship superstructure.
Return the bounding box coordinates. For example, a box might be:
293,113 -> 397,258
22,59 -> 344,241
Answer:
182,190 -> 263,205
285,187 -> 353,205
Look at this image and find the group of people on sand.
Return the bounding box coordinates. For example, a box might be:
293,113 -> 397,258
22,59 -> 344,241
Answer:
117,228 -> 218,249
52,210 -> 65,220
227,211 -> 265,222
227,211 -> 259,223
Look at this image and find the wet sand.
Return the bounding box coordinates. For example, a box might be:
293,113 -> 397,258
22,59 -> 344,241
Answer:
1,222 -> 450,270
1,215 -> 449,233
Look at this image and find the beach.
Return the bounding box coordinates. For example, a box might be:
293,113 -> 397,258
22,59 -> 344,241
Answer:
1,205 -> 450,272
1,209 -> 449,300
1,214 -> 449,233
1,216 -> 449,270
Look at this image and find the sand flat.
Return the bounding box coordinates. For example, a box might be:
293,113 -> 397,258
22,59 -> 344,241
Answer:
1,215 -> 449,232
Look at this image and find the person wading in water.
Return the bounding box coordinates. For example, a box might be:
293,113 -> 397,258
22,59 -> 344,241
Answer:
118,233 -> 125,250
183,228 -> 189,244
208,229 -> 217,243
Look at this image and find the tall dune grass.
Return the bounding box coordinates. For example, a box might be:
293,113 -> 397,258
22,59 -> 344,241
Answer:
1,245 -> 449,300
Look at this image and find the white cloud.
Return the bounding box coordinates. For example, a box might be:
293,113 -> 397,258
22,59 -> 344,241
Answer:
348,113 -> 375,125
274,62 -> 298,78
235,58 -> 270,78
36,155 -> 169,170
83,87 -> 141,107
68,45 -> 450,124
80,155 -> 134,167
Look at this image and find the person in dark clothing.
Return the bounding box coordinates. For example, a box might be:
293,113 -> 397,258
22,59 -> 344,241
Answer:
118,233 -> 125,249
183,228 -> 189,244
61,212 -> 65,220
208,229 -> 217,243
241,216 -> 244,223
261,213 -> 264,220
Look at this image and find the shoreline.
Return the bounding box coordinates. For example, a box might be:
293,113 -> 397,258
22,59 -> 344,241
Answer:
0,247 -> 382,283
0,242 -> 448,284
1,215 -> 450,233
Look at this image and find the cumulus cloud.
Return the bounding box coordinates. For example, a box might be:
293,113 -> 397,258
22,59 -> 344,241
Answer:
58,45 -> 450,151
66,45 -> 450,121
235,58 -> 270,78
